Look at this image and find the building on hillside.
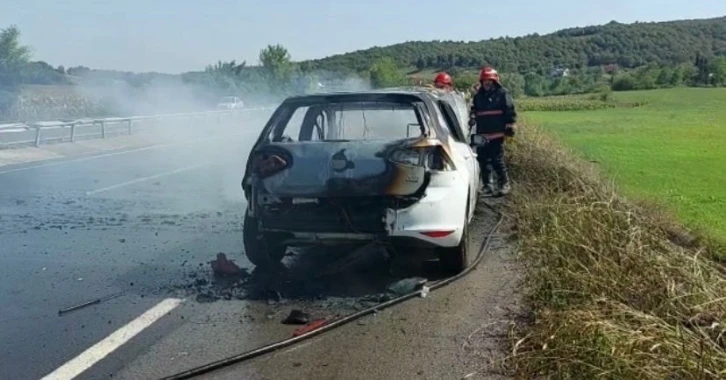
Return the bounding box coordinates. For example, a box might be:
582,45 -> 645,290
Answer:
603,64 -> 619,75
550,67 -> 570,78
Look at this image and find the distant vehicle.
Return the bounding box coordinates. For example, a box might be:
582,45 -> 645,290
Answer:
216,96 -> 245,110
240,87 -> 480,274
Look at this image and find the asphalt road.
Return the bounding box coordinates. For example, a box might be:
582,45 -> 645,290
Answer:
0,130 -> 260,380
0,126 -> 518,380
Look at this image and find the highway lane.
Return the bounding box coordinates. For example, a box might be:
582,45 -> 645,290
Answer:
0,131 -> 258,380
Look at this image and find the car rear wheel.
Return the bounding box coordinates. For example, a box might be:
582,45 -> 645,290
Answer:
243,211 -> 287,270
437,195 -> 470,275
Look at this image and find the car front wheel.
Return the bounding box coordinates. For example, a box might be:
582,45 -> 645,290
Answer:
243,211 -> 287,270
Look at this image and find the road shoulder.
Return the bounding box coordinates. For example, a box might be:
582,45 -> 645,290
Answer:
115,199 -> 523,380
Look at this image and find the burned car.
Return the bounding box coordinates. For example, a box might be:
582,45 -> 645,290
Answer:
241,88 -> 480,273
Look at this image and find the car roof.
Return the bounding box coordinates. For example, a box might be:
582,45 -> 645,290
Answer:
281,86 -> 447,103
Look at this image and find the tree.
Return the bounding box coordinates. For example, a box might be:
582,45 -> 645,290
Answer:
369,57 -> 406,88
710,57 -> 726,86
205,60 -> 246,77
258,44 -> 295,93
415,56 -> 426,70
0,25 -> 32,86
695,54 -> 710,86
633,64 -> 660,89
524,72 -> 547,96
453,71 -> 478,91
656,65 -> 673,87
499,73 -> 525,97
612,73 -> 636,91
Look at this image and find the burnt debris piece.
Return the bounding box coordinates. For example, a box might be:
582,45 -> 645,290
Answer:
58,292 -> 125,316
386,277 -> 427,296
210,253 -> 243,277
162,248 -> 430,315
196,293 -> 219,303
282,309 -> 311,325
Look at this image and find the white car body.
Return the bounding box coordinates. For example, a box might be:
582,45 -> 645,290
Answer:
217,96 -> 245,109
241,87 -> 480,272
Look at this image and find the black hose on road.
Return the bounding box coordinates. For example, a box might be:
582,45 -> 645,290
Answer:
159,201 -> 505,380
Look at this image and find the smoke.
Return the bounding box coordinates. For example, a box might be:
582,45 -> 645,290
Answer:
74,75 -> 221,116
4,71 -> 376,215
306,70 -> 372,93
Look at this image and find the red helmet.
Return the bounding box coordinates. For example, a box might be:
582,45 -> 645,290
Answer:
433,72 -> 453,88
479,66 -> 500,83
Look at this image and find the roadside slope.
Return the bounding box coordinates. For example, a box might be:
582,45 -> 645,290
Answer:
507,124 -> 726,379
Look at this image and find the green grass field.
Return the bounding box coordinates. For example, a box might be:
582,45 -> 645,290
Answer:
522,87 -> 726,241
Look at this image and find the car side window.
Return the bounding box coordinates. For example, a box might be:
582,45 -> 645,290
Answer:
437,101 -> 466,143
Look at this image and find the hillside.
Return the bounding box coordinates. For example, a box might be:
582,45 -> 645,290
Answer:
300,17 -> 726,74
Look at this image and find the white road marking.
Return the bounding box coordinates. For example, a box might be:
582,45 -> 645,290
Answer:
0,132 -> 244,175
41,298 -> 183,380
85,163 -> 209,195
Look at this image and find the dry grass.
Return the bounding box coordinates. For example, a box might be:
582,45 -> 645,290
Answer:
506,125 -> 726,379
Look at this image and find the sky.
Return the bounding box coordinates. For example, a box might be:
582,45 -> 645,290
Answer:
2,0 -> 726,74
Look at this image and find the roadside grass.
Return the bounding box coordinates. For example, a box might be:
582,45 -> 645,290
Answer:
521,87 -> 726,245
506,123 -> 726,379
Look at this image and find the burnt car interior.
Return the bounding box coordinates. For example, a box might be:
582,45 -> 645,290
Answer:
267,100 -> 428,143
436,100 -> 468,143
243,94 -> 465,198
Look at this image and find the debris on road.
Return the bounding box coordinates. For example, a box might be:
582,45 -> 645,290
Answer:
420,285 -> 430,298
386,277 -> 427,296
282,309 -> 310,325
58,292 -> 124,316
210,253 -> 242,276
195,293 -> 219,303
161,245 -> 438,320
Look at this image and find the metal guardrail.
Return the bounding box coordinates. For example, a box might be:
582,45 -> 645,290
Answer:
0,107 -> 275,149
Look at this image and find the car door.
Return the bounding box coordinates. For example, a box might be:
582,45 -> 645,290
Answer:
436,100 -> 479,218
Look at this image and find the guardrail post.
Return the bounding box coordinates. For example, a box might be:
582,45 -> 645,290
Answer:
127,120 -> 132,135
100,121 -> 106,139
35,127 -> 42,147
70,123 -> 76,142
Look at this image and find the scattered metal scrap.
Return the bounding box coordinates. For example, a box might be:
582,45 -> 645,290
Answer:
158,201 -> 504,380
57,292 -> 125,316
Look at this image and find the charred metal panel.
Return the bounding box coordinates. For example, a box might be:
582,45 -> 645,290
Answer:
255,139 -> 429,198
242,88 -> 456,202
258,197 -> 416,234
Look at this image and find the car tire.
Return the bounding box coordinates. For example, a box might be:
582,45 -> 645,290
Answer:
243,211 -> 287,270
437,194 -> 470,275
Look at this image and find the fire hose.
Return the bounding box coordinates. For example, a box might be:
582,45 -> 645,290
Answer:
159,201 -> 505,380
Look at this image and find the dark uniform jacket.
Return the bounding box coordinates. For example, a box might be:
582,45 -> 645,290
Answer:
469,85 -> 517,136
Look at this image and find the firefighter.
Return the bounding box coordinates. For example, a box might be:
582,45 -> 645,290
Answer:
433,72 -> 454,91
468,66 -> 517,196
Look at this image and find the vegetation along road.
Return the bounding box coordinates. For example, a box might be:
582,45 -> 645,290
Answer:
521,88 -> 726,243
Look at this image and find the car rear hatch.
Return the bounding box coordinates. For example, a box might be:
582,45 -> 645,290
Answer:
250,140 -> 430,198
248,139 -> 453,234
